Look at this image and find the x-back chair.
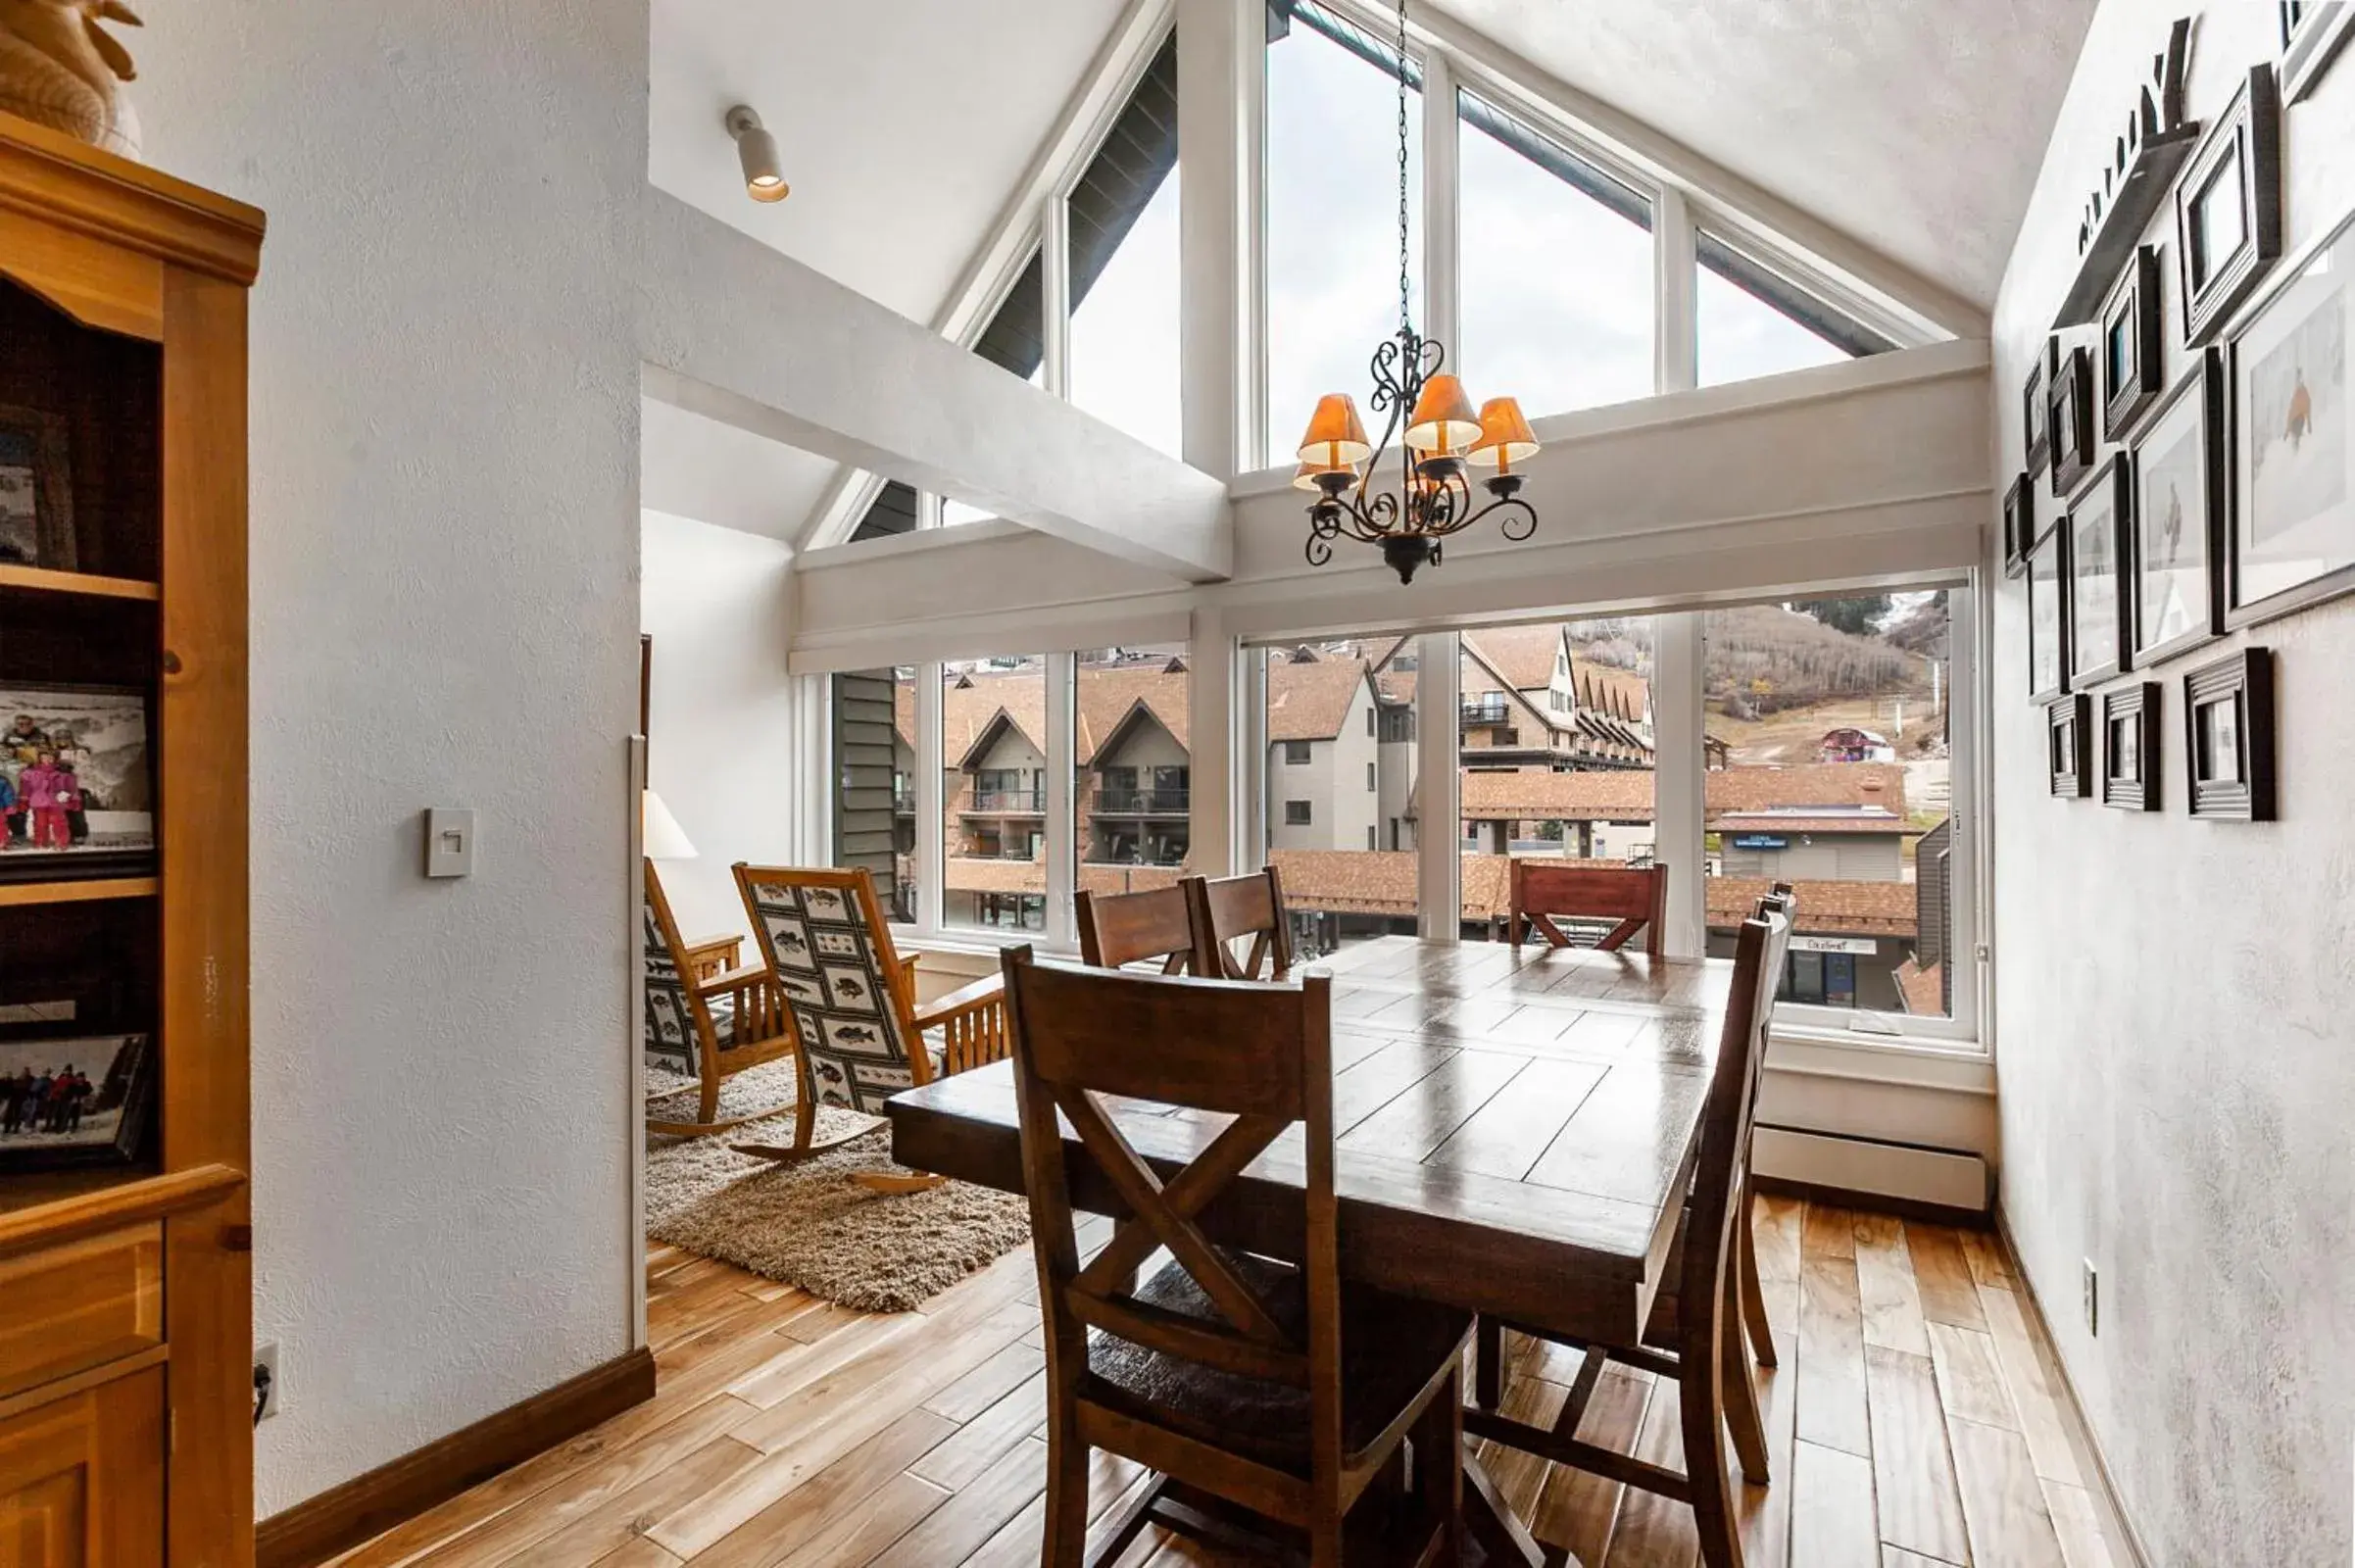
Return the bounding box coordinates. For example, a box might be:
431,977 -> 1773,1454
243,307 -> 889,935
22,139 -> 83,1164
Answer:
642,859 -> 800,1136
1508,859 -> 1668,958
1075,883 -> 1198,973
1186,864 -> 1296,980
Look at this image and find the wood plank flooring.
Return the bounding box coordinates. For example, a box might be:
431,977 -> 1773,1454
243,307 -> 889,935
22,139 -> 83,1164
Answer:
333,1200 -> 2119,1568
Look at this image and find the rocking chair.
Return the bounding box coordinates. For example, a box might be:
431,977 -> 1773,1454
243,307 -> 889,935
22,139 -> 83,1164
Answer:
642,859 -> 801,1136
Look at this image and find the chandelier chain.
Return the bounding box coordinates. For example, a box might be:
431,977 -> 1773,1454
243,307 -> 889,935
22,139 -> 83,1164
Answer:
1395,0 -> 1410,338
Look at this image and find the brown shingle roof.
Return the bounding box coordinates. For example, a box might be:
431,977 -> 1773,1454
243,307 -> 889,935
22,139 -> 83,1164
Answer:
1713,811 -> 1907,835
1462,625 -> 1565,693
1078,664 -> 1190,758
896,663 -> 1191,768
1704,876 -> 1918,937
1893,957 -> 1946,1015
1457,762 -> 1909,824
1266,658 -> 1369,742
1460,769 -> 1655,821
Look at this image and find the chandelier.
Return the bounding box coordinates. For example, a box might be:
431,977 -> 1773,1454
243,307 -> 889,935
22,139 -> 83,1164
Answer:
1294,0 -> 1542,585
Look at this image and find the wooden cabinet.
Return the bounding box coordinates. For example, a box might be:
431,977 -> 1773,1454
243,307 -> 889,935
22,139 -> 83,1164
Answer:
0,113 -> 263,1565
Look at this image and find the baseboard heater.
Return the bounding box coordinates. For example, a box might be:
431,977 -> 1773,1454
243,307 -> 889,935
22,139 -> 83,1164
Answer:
1751,1125 -> 1989,1213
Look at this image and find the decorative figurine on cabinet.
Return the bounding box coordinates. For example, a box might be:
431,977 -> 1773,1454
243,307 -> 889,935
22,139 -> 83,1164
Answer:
0,0 -> 142,159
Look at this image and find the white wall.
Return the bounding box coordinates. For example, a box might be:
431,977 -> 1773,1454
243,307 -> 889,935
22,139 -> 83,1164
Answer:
1990,7 -> 2355,1561
641,511 -> 800,939
132,1 -> 646,1517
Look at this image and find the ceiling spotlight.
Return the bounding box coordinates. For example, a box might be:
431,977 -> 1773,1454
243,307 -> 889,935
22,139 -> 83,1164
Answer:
725,105 -> 789,204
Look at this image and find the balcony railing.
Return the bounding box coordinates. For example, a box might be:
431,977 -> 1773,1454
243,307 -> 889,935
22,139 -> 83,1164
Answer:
1093,787 -> 1191,815
966,789 -> 1046,813
1460,697 -> 1513,728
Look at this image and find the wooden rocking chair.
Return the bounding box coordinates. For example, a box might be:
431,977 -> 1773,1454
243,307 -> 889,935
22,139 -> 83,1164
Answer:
642,859 -> 800,1136
728,863 -> 1010,1193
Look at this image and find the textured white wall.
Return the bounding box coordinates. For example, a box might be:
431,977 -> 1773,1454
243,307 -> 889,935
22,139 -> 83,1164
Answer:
1990,6 -> 2355,1561
640,511 -> 800,940
129,2 -> 647,1515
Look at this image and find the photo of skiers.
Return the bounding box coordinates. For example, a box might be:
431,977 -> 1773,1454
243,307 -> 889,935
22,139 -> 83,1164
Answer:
0,1034 -> 152,1170
0,685 -> 154,869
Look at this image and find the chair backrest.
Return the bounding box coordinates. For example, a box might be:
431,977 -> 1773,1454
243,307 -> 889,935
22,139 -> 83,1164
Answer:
1075,884 -> 1197,974
1679,906 -> 1793,1334
1001,948 -> 1342,1463
734,863 -> 923,1114
642,859 -> 715,1073
1186,865 -> 1295,980
1511,860 -> 1668,959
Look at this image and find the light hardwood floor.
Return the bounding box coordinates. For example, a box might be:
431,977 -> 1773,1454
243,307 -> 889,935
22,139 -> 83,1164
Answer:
331,1199 -> 2119,1568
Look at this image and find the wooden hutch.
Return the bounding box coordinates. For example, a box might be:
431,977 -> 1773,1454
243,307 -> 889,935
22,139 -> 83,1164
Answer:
0,115 -> 259,1562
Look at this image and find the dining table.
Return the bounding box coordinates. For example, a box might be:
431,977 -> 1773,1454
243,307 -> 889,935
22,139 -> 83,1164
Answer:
885,932 -> 1738,1568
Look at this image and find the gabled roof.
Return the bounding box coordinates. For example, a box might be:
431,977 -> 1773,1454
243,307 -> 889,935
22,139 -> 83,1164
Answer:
1078,664 -> 1191,758
1462,625 -> 1568,693
1267,658 -> 1370,742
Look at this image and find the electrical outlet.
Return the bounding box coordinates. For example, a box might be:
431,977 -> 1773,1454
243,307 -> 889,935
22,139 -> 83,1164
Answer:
254,1342 -> 283,1421
2082,1260 -> 2099,1338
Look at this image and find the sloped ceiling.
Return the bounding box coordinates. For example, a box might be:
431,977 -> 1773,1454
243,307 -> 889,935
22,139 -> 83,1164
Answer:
640,397 -> 835,543
1427,0 -> 2099,310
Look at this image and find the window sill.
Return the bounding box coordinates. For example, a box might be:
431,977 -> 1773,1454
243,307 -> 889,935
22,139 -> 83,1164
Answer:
1765,1024 -> 1993,1096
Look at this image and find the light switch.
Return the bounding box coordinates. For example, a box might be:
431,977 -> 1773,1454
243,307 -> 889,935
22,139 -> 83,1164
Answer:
424,808 -> 476,878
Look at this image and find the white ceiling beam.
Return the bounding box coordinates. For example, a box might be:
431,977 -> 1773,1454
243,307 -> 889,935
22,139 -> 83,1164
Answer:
640,187 -> 1233,583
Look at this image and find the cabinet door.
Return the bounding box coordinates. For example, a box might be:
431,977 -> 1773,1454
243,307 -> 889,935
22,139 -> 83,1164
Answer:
0,1366 -> 164,1567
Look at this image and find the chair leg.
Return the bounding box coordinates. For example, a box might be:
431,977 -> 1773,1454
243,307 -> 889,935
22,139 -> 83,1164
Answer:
1475,1318 -> 1503,1411
1415,1367 -> 1464,1566
1041,1401 -> 1089,1568
1720,1269 -> 1770,1485
1680,1318 -> 1746,1568
697,1064 -> 720,1130
1739,1178 -> 1778,1368
851,1171 -> 947,1196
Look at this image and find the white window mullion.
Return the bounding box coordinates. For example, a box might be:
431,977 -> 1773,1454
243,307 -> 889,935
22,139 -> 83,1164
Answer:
915,662 -> 945,936
1654,183 -> 1697,397
1653,614 -> 1705,959
1421,48 -> 1459,352
1415,632 -> 1460,941
1045,651 -> 1077,952
1042,195 -> 1073,402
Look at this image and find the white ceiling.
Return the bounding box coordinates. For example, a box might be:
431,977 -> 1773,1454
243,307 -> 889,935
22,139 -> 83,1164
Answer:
1428,0 -> 2098,311
640,397 -> 836,543
648,0 -> 1130,325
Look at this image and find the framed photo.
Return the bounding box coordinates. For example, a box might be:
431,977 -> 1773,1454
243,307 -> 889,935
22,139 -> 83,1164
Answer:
2023,343 -> 2053,477
0,404 -> 74,572
0,684 -> 155,883
2183,647 -> 2276,820
2047,694 -> 2091,798
2281,1 -> 2355,102
2002,471 -> 2034,577
2228,205 -> 2355,626
2100,246 -> 2165,440
2101,682 -> 2162,811
2176,66 -> 2283,349
0,1033 -> 155,1173
2050,344 -> 2097,496
2131,349 -> 2227,665
2069,455 -> 2131,685
2026,517 -> 2071,702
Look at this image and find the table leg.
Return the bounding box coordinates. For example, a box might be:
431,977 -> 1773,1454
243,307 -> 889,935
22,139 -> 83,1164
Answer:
1462,1446 -> 1572,1567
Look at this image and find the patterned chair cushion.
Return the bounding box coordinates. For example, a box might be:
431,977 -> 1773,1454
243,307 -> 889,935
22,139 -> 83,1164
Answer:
741,874 -> 916,1115
643,897 -> 737,1075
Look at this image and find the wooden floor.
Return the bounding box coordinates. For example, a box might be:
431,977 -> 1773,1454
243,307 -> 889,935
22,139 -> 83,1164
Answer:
333,1198 -> 2120,1568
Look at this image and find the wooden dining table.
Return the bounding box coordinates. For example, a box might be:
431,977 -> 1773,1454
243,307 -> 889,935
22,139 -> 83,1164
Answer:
886,933 -> 1737,1568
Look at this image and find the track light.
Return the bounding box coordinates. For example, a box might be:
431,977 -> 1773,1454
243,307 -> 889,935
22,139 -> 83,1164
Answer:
725,105 -> 788,204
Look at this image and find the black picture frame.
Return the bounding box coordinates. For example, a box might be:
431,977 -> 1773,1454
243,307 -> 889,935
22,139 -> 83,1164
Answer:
2129,349 -> 2228,666
2101,682 -> 2163,811
2023,342 -> 2053,477
2068,454 -> 2132,685
2002,471 -> 2034,577
2027,516 -> 2072,703
0,403 -> 76,572
2183,647 -> 2276,820
0,1033 -> 156,1174
2100,245 -> 2165,440
2176,66 -> 2283,349
2049,344 -> 2097,496
0,683 -> 157,885
2281,1 -> 2355,102
2048,694 -> 2092,799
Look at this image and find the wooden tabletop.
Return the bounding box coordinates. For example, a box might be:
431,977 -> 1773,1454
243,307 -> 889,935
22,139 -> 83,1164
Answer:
887,934 -> 1734,1350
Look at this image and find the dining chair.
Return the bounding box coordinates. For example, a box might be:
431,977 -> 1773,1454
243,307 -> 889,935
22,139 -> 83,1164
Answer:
1075,882 -> 1198,973
1185,864 -> 1296,980
1508,859 -> 1668,958
728,863 -> 1009,1191
641,858 -> 800,1136
1466,903 -> 1793,1568
1730,882 -> 1798,1370
1000,946 -> 1472,1568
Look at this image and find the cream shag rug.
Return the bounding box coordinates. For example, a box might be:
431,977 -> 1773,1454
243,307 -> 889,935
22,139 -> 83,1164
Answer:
645,1061 -> 1031,1313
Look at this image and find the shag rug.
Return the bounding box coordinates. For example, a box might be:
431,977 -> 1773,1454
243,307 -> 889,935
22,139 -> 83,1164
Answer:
645,1060 -> 1031,1313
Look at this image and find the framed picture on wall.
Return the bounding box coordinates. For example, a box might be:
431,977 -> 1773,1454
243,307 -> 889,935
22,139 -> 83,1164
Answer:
2047,693 -> 2091,798
2131,349 -> 2227,665
2176,66 -> 2283,348
2069,456 -> 2131,685
2050,344 -> 2097,496
2228,205 -> 2355,626
2003,471 -> 2034,577
2101,682 -> 2163,811
2281,1 -> 2355,102
0,684 -> 155,883
2027,517 -> 2071,702
0,405 -> 74,572
2100,245 -> 2165,439
2023,341 -> 2054,477
2183,647 -> 2276,820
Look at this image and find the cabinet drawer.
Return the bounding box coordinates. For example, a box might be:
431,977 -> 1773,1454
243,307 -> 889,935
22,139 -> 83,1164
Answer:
0,1223 -> 163,1401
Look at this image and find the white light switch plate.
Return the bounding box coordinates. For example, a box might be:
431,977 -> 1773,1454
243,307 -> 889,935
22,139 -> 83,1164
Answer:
424,808 -> 476,878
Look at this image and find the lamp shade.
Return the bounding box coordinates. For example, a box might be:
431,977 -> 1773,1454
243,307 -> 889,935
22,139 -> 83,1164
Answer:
1404,374 -> 1481,453
643,789 -> 698,860
1466,397 -> 1541,471
1296,394 -> 1372,467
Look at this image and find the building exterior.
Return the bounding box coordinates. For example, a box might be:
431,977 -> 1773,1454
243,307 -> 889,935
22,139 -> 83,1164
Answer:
1265,653 -> 1386,854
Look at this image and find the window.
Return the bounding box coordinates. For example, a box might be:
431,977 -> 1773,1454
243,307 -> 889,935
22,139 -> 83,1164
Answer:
1283,740 -> 1312,764
1696,235 -> 1880,388
1260,639 -> 1413,959
1367,709 -> 1377,737
1286,801 -> 1312,825
830,665 -> 918,922
1366,762 -> 1377,792
1076,645 -> 1192,913
1068,37 -> 1182,458
941,655 -> 1048,933
1700,592 -> 1954,1021
1458,90 -> 1654,416
1265,3 -> 1421,464
1367,825 -> 1378,851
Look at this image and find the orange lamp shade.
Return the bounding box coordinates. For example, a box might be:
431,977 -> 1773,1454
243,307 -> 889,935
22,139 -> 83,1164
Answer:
1296,394 -> 1372,467
1466,397 -> 1541,470
1404,373 -> 1481,453
1293,458 -> 1359,491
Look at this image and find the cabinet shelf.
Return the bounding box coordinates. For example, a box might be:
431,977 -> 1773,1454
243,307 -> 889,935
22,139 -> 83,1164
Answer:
0,564 -> 162,602
0,877 -> 159,908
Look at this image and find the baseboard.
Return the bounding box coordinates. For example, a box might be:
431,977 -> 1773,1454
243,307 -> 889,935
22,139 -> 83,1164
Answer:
255,1346 -> 656,1568
1751,1124 -> 1990,1217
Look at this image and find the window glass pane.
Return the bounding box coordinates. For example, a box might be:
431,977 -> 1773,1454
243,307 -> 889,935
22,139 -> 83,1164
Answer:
941,655 -> 1049,933
1262,639 -> 1415,959
1700,592 -> 1953,1019
1069,35 -> 1182,459
1458,618 -> 1656,936
832,666 -> 917,923
1458,92 -> 1654,416
1696,241 -> 1860,388
1266,4 -> 1421,466
1076,645 -> 1192,913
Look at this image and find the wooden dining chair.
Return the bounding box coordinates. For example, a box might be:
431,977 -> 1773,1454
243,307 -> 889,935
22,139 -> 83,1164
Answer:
642,859 -> 801,1136
1075,883 -> 1198,973
1466,904 -> 1792,1568
1730,882 -> 1797,1371
1508,860 -> 1668,958
1185,864 -> 1295,980
1000,947 -> 1472,1568
728,864 -> 1010,1191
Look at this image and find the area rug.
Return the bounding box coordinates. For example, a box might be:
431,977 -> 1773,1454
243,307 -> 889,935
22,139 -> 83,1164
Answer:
645,1061 -> 1031,1313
